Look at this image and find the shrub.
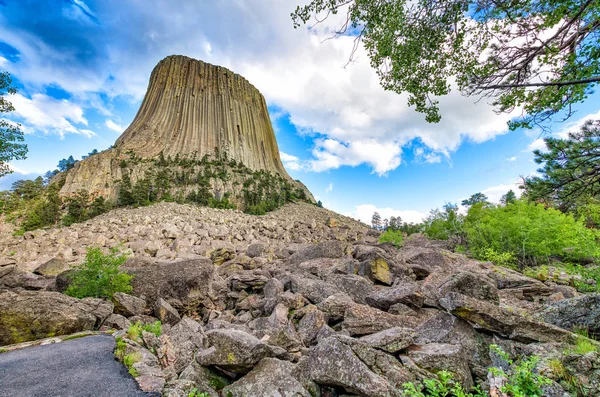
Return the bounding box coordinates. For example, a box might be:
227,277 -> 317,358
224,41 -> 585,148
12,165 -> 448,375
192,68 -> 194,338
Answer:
65,247 -> 132,299
126,321 -> 162,341
464,200 -> 599,268
379,229 -> 404,248
490,344 -> 552,397
401,370 -> 485,397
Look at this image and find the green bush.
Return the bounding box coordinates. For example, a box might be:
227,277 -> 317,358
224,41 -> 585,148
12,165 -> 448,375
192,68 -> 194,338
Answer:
423,204 -> 463,241
379,229 -> 404,248
464,200 -> 599,268
490,344 -> 552,397
401,370 -> 485,396
126,321 -> 162,341
65,247 -> 132,299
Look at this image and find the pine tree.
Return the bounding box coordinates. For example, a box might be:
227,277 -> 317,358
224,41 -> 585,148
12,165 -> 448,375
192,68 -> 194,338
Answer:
371,212 -> 382,230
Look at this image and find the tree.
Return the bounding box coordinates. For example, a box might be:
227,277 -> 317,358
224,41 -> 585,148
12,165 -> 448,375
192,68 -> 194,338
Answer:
0,71 -> 28,176
501,190 -> 517,206
371,211 -> 382,230
57,155 -> 76,172
524,119 -> 600,211
292,0 -> 600,129
461,192 -> 489,207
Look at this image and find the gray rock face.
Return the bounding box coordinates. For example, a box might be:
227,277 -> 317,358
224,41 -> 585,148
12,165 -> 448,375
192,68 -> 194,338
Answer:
536,293 -> 600,335
0,290 -> 98,346
122,258 -> 214,314
288,241 -> 346,265
295,336 -> 399,397
154,298 -> 181,326
406,343 -> 474,389
112,292 -> 146,317
365,284 -> 424,311
196,329 -> 288,372
359,327 -> 416,353
158,317 -> 204,373
223,358 -> 314,397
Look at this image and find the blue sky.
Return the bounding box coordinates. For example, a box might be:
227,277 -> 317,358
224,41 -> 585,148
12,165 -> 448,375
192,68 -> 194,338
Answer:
1,0 -> 599,223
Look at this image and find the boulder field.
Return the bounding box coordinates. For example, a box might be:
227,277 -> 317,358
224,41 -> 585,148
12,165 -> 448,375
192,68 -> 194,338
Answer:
1,202 -> 599,396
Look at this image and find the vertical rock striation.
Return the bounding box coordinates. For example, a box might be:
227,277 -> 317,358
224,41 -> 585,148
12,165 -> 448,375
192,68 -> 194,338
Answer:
114,55 -> 289,176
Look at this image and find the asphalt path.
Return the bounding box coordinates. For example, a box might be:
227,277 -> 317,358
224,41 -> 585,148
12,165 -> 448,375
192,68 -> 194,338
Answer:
0,335 -> 156,397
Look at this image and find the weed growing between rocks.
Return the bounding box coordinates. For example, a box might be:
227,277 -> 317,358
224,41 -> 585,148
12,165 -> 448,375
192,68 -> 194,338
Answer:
489,345 -> 552,397
126,321 -> 162,342
123,352 -> 141,377
64,247 -> 132,299
401,370 -> 486,397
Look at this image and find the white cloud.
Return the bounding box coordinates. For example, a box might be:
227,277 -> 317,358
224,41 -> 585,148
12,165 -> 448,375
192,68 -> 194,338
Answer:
325,183 -> 333,193
1,0 -> 516,174
526,138 -> 547,153
105,119 -> 124,132
481,181 -> 522,204
280,151 -> 302,171
554,109 -> 600,139
8,164 -> 30,175
346,204 -> 426,225
9,93 -> 95,138
507,156 -> 517,162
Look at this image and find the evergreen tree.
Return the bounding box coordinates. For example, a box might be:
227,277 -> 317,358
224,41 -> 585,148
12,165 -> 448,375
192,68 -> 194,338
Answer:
371,211 -> 382,230
57,155 -> 76,172
461,192 -> 489,207
0,71 -> 28,177
524,119 -> 600,211
500,190 -> 517,206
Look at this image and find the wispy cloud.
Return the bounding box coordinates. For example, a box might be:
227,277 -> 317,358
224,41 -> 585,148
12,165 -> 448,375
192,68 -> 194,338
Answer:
105,119 -> 124,132
507,156 -> 517,162
325,183 -> 333,193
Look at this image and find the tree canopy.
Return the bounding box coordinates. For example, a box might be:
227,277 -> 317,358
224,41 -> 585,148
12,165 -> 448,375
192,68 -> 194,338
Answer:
524,119 -> 600,210
292,0 -> 600,129
0,71 -> 28,177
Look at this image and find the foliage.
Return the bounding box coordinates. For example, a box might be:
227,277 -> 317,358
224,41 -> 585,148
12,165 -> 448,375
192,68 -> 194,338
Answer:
490,345 -> 552,397
463,200 -> 600,268
566,329 -> 598,355
292,1 -> 600,129
423,203 -> 462,241
57,155 -> 76,172
500,190 -> 517,206
524,120 -> 600,211
0,71 -> 28,177
461,193 -> 489,207
379,229 -> 404,248
317,200 -> 323,208
371,211 -> 382,230
65,247 -> 132,299
524,262 -> 600,292
126,321 -> 162,341
401,370 -> 485,397
479,248 -> 518,270
114,336 -> 127,360
122,352 -> 141,377
187,390 -> 210,397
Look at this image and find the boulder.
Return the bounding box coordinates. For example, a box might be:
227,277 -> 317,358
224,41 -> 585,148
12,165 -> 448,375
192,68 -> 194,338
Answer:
365,284 -> 424,311
101,313 -> 131,330
122,258 -> 214,314
343,303 -> 420,336
196,329 -> 288,373
294,336 -> 400,397
282,274 -> 339,304
223,358 -> 315,397
298,309 -> 328,346
357,250 -> 393,285
359,327 -> 416,353
287,241 -> 346,265
0,269 -> 52,290
158,317 -> 204,373
33,257 -> 69,276
405,343 -> 473,389
440,292 -> 573,343
246,242 -> 265,258
154,298 -> 181,326
0,290 -> 97,345
112,292 -> 147,317
179,361 -> 225,396
536,293 -> 600,335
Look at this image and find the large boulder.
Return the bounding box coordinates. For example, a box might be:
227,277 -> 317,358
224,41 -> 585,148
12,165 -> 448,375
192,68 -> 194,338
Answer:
295,336 -> 401,397
196,329 -> 288,373
365,284 -> 424,311
0,290 -> 100,345
158,317 -> 204,373
287,241 -> 346,265
122,258 -> 214,313
223,358 -> 315,397
440,292 -> 573,343
343,303 -> 421,336
405,343 -> 473,389
536,293 -> 600,335
112,292 -> 146,317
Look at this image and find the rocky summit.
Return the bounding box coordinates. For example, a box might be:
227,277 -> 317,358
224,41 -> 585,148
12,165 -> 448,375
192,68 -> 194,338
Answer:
1,202 -> 599,396
58,55 -> 311,204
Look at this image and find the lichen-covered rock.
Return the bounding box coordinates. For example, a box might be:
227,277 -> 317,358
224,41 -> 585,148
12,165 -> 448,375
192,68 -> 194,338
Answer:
154,297 -> 181,326
122,258 -> 214,314
536,293 -> 600,335
0,290 -> 97,345
112,292 -> 146,317
406,343 -> 474,389
359,327 -> 416,353
343,303 -> 421,336
365,284 -> 424,311
223,358 -> 315,397
295,336 -> 400,397
196,329 -> 288,372
158,317 -> 204,373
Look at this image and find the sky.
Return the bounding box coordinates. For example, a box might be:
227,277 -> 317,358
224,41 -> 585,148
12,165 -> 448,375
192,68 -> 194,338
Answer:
1,0 -> 599,224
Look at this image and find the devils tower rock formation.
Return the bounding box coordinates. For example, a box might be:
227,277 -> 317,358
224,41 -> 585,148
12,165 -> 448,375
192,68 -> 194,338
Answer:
114,55 -> 288,175
59,55 -> 312,206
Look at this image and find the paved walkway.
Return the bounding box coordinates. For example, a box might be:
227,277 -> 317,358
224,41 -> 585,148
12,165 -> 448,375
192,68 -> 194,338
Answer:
0,335 -> 155,397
